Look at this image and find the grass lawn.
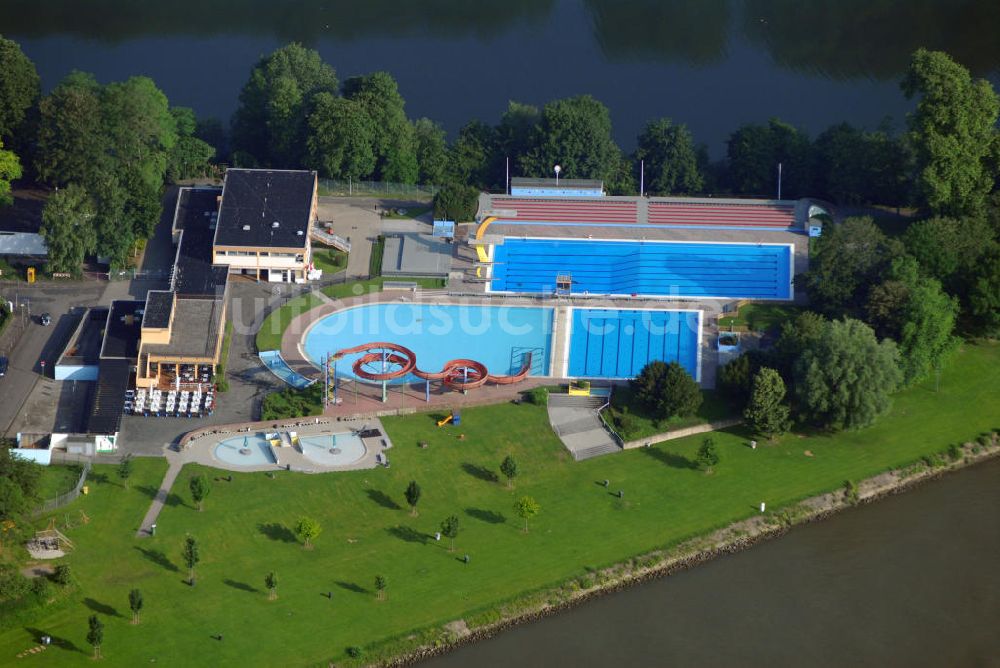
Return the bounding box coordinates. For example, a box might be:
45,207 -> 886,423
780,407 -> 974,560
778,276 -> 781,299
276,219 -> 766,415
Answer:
322,277 -> 447,300
4,342 -> 997,666
36,464 -> 84,501
382,205 -> 431,220
311,247 -> 348,276
254,293 -> 324,353
606,387 -> 736,440
369,235 -> 386,277
718,302 -> 801,333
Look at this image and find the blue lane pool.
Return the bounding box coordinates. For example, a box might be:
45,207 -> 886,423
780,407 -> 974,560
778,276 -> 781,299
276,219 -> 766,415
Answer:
568,309 -> 701,380
303,303 -> 553,381
491,238 -> 793,299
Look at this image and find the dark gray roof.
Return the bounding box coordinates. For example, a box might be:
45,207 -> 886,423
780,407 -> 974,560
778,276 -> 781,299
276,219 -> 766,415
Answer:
214,169 -> 315,248
85,358 -> 130,435
141,298 -> 224,360
142,291 -> 173,329
173,188 -> 229,297
100,300 -> 144,360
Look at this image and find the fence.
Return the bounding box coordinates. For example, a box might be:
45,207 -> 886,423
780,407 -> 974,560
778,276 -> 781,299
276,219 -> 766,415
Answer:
32,462 -> 91,518
318,179 -> 438,200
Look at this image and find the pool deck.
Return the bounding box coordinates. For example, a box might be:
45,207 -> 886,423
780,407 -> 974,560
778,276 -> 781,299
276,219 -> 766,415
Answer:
179,417 -> 393,473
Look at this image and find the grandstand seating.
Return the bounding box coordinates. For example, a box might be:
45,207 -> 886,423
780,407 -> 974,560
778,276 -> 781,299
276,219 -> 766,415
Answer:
648,201 -> 796,228
489,197 -> 638,224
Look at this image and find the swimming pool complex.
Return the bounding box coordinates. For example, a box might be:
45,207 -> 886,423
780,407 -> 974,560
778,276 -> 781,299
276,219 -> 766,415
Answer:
214,434 -> 277,467
302,303 -> 701,382
490,238 -> 793,299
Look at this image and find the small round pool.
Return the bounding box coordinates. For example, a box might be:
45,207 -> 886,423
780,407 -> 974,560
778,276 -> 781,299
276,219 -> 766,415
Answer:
298,433 -> 366,467
214,434 -> 277,467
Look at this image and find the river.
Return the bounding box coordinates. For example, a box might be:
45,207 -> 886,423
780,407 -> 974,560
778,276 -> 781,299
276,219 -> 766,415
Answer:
426,458 -> 1000,667
3,0 -> 1000,153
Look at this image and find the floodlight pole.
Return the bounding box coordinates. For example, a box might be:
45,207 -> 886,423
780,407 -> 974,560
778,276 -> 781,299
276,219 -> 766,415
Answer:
554,164 -> 561,188
640,159 -> 645,197
777,162 -> 783,200
506,156 -> 510,195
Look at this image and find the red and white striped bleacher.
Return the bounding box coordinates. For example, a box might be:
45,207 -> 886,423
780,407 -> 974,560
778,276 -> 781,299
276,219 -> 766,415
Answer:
488,197 -> 638,225
648,200 -> 796,228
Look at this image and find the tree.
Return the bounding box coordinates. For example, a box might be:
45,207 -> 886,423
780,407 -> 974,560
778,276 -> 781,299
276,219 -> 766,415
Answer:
500,455 -> 518,489
447,120 -> 498,189
794,318 -> 902,431
743,368 -> 792,439
128,588 -> 143,625
294,516 -> 321,549
181,536 -> 200,585
34,71 -> 105,187
902,216 -> 996,291
440,515 -> 459,552
696,437 -> 720,473
188,474 -> 209,511
86,614 -> 104,659
496,101 -> 540,167
802,216 -> 903,317
305,93 -> 376,180
432,183 -> 479,222
814,121 -> 909,207
264,571 -> 278,601
635,118 -> 703,195
374,574 -> 387,601
39,183 -> 97,274
630,360 -> 702,420
717,350 -> 778,402
413,117 -> 448,185
404,480 -> 421,517
522,95 -> 624,187
967,246 -> 1000,336
0,36 -> 40,142
231,43 -> 338,167
902,49 -> 1000,217
514,495 -> 540,533
343,71 -> 416,182
117,454 -> 133,489
166,107 -> 215,181
0,139 -> 21,206
726,118 -> 814,198
0,443 -> 41,524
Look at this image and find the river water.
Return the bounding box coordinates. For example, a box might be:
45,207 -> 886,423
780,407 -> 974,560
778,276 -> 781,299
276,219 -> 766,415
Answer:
3,0 -> 1000,153
427,458 -> 1000,667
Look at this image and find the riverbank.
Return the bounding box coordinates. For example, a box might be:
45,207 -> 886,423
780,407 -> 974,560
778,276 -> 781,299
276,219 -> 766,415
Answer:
371,435 -> 1000,667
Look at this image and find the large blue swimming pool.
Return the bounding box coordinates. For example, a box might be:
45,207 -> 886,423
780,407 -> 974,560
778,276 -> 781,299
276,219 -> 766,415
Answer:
303,303 -> 553,381
491,238 -> 793,299
568,309 -> 701,380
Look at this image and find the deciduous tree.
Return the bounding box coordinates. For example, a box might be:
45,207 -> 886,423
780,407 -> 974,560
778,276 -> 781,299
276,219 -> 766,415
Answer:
0,36 -> 40,142
635,117 -> 703,195
374,574 -> 387,600
294,516 -> 321,549
514,496 -> 540,533
128,588 -> 143,624
500,455 -> 518,489
188,474 -> 209,512
413,117 -> 448,185
181,536 -> 200,585
743,367 -> 792,439
39,183 -> 96,274
726,118 -> 814,198
264,571 -> 278,601
117,454 -> 133,489
696,437 -> 720,473
440,515 -> 459,552
86,614 -> 104,659
631,360 -> 702,420
0,139 -> 21,207
404,480 -> 421,517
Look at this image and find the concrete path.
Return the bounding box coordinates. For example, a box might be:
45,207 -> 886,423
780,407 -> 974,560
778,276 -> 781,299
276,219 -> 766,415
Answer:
135,450 -> 184,538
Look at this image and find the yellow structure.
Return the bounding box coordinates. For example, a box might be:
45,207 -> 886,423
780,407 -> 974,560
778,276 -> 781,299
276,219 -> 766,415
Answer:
473,216 -> 497,263
568,380 -> 593,396
26,267 -> 35,283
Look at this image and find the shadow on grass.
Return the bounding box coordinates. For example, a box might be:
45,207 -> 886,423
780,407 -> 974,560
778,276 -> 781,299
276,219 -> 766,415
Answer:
257,522 -> 296,543
366,489 -> 401,510
223,579 -> 259,593
335,580 -> 368,594
641,447 -> 697,470
24,628 -> 84,654
83,598 -> 122,618
461,463 -> 498,483
135,485 -> 185,508
134,546 -> 179,572
465,508 -> 506,524
386,525 -> 428,544
88,472 -> 109,485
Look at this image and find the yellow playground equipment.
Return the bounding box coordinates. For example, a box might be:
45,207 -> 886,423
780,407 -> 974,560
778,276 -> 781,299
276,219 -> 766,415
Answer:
437,410 -> 461,427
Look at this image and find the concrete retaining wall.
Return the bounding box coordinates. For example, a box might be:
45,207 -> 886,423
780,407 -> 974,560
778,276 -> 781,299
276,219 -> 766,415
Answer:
622,418 -> 742,450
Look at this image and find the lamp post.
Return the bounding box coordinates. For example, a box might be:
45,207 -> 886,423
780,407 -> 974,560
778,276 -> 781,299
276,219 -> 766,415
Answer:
554,164 -> 561,188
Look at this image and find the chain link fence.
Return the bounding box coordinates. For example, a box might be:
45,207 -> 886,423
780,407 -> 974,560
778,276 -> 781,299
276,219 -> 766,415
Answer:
318,179 -> 438,200
32,462 -> 92,518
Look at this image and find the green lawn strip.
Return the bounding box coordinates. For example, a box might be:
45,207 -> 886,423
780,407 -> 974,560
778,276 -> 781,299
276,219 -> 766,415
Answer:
311,247 -> 348,275
368,235 -> 386,277
36,464 -> 85,501
382,206 -> 432,220
254,293 -> 324,353
215,320 -> 234,392
321,277 -> 446,300
718,303 -> 801,332
607,387 -> 736,441
3,343 -> 996,666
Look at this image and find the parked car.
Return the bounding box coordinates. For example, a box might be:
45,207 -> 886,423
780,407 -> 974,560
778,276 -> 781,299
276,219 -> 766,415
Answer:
40,313 -> 51,326
0,356 -> 7,377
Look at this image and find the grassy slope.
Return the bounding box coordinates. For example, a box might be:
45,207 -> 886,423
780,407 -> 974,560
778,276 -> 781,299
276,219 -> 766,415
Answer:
2,342 -> 997,666
36,465 -> 84,501
321,277 -> 446,300
254,293 -> 323,352
607,387 -> 735,440
311,247 -> 348,275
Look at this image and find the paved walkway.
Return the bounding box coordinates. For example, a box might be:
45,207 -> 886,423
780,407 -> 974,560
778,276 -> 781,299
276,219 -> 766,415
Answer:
135,450 -> 184,537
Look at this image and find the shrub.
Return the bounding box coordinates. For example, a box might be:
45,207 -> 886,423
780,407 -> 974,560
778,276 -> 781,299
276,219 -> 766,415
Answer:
346,646 -> 363,659
29,576 -> 51,601
53,564 -> 72,586
843,479 -> 859,505
611,406 -> 637,438
261,383 -> 323,420
946,443 -> 961,461
524,387 -> 548,405
631,360 -> 701,420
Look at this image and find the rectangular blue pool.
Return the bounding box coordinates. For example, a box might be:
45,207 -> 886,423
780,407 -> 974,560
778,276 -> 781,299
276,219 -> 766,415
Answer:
491,238 -> 793,299
567,309 -> 701,380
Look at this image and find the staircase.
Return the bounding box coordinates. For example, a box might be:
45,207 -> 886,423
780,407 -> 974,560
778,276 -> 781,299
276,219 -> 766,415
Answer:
548,394 -> 606,409
546,393 -> 622,461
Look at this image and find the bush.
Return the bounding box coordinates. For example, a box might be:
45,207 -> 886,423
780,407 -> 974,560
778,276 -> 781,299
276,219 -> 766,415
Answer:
29,576 -> 51,601
524,387 -> 548,405
261,383 -> 323,421
346,646 -> 363,659
947,443 -> 962,461
631,361 -> 702,420
53,564 -> 72,586
843,479 -> 859,505
611,406 -> 637,438
432,183 -> 479,222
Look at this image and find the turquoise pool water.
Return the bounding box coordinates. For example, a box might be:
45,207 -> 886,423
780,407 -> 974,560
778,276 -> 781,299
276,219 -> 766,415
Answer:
214,434 -> 277,466
492,238 -> 793,299
303,303 -> 553,381
298,433 -> 366,466
259,350 -> 314,389
568,309 -> 701,380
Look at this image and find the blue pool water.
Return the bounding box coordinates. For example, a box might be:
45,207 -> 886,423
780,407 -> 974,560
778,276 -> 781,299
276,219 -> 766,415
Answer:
214,434 -> 277,466
303,303 -> 553,381
298,433 -> 366,466
568,309 -> 701,380
259,350 -> 314,389
491,238 -> 793,299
